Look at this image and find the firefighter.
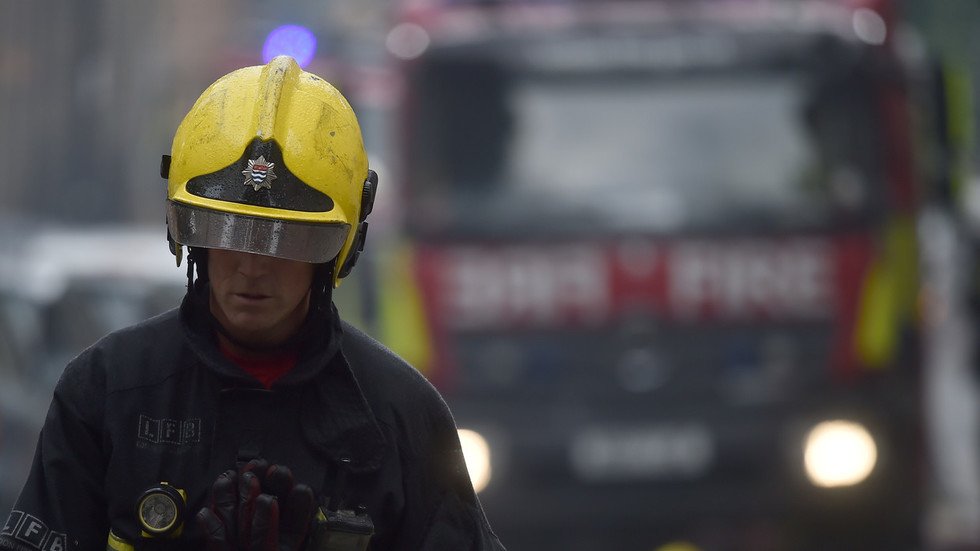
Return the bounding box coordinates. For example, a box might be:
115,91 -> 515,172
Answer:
0,56 -> 505,551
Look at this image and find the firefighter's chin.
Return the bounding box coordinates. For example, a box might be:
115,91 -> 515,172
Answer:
211,290 -> 310,348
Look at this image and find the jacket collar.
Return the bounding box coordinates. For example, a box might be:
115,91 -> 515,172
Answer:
179,287 -> 386,473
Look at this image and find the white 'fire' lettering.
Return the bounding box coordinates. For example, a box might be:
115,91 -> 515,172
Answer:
669,240 -> 833,319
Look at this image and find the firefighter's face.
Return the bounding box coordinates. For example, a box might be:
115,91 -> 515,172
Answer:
207,249 -> 315,346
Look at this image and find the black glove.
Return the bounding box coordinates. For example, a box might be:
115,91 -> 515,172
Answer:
197,460 -> 316,551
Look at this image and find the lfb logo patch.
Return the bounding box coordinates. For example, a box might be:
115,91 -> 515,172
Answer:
242,155 -> 277,191
2,511 -> 67,551
137,414 -> 201,448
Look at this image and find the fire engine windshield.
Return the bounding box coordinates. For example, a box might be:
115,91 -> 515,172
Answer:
406,44 -> 883,236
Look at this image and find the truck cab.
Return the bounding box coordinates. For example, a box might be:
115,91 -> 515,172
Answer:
377,1 -> 932,548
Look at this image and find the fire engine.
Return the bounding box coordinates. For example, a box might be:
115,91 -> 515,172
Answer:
371,0 -> 944,548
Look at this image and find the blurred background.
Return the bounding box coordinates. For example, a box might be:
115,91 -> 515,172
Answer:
1,0 -> 979,549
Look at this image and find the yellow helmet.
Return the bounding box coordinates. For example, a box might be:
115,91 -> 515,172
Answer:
163,55 -> 376,287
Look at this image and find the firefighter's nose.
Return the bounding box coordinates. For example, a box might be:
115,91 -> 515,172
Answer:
236,251 -> 272,277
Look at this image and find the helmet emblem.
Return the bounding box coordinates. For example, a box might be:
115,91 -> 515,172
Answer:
242,155 -> 277,191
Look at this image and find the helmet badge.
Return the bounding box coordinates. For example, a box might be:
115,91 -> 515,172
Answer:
242,155 -> 277,191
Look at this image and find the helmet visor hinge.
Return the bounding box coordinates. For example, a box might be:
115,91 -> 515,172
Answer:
338,170 -> 379,279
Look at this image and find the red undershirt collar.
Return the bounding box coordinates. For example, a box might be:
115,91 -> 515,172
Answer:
217,339 -> 299,389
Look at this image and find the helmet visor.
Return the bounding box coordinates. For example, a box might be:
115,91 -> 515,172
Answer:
167,201 -> 350,264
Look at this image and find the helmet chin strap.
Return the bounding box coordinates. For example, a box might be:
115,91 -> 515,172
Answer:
310,259 -> 336,313
186,246 -> 209,294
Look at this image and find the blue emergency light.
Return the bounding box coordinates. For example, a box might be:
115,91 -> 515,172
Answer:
262,24 -> 317,68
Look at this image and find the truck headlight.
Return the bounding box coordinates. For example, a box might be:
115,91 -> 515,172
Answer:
803,420 -> 877,488
458,429 -> 492,493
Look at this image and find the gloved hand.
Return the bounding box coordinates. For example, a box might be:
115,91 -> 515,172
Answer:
197,460 -> 316,551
